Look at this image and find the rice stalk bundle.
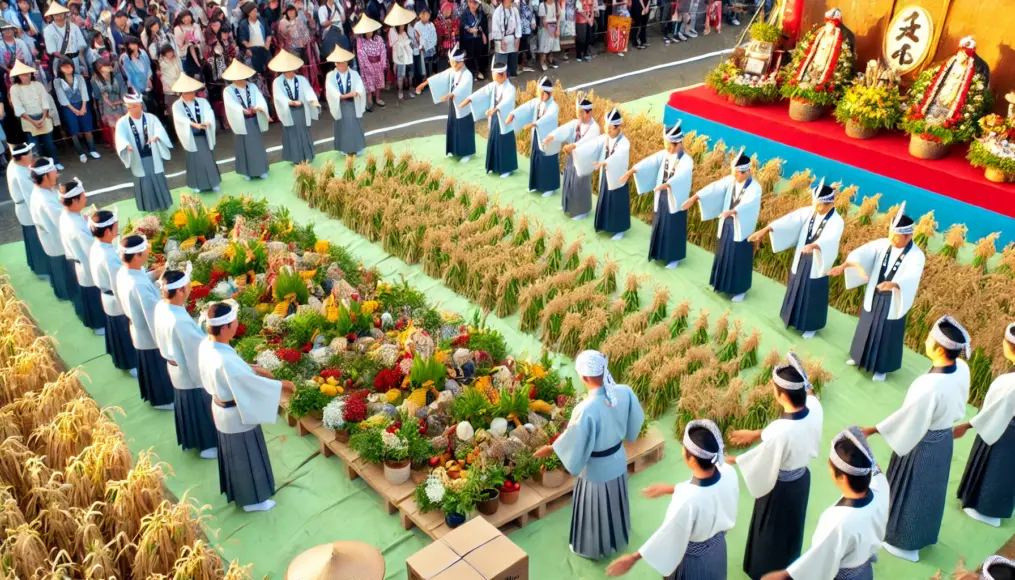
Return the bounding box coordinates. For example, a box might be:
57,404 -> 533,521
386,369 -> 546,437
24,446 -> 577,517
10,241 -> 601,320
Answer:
105,451 -> 168,541
291,162 -> 318,202
938,224 -> 967,260
684,346 -> 715,376
714,378 -> 749,434
733,383 -> 780,435
518,282 -> 549,334
627,355 -> 658,402
967,348 -> 995,407
620,273 -> 641,313
66,426 -> 132,508
599,330 -> 642,380
82,529 -> 136,580
575,254 -> 598,286
995,243 -> 1015,277
712,310 -> 731,345
556,313 -> 586,357
224,561 -> 255,580
1,338 -> 60,406
542,230 -> 567,274
0,437 -> 37,500
1,523 -> 49,579
30,396 -> 104,468
132,498 -> 202,578
170,540 -> 225,580
855,194 -> 881,226
22,470 -> 70,522
753,349 -> 782,387
717,329 -> 740,363
643,323 -> 672,347
755,159 -> 784,194
913,211 -> 938,249
441,248 -> 470,295
740,329 -> 761,369
620,311 -> 650,336
530,225 -> 548,258
0,487 -> 26,543
668,301 -> 691,337
36,502 -> 80,555
646,357 -> 688,419
691,311 -> 710,345
607,298 -> 627,328
541,269 -> 580,303
380,145 -> 396,177
673,368 -> 715,435
511,214 -> 531,246
592,259 -> 618,297
971,233 -> 1000,272
578,307 -> 610,351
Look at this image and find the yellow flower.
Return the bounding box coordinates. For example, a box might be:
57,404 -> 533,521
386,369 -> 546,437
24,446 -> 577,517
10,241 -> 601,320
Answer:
528,364 -> 548,381
299,269 -> 318,280
224,244 -> 236,260
314,240 -> 331,254
433,350 -> 448,364
361,300 -> 379,315
179,236 -> 199,251
172,210 -> 188,228
386,390 -> 402,404
422,380 -> 435,389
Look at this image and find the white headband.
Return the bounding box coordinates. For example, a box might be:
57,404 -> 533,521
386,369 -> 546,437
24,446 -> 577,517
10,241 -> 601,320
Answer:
449,43 -> 465,62
773,351 -> 811,391
121,234 -> 148,255
682,420 -> 724,466
91,208 -> 118,229
605,108 -> 622,126
200,299 -> 239,327
9,142 -> 33,156
538,75 -> 553,92
931,315 -> 972,358
577,99 -> 593,111
124,92 -> 143,104
891,201 -> 914,235
160,261 -> 193,291
812,177 -> 835,203
959,36 -> 976,50
732,147 -> 751,172
665,123 -> 683,143
982,556 -> 1015,580
59,179 -> 85,199
829,426 -> 880,477
31,157 -> 56,175
825,8 -> 841,19
574,350 -> 617,407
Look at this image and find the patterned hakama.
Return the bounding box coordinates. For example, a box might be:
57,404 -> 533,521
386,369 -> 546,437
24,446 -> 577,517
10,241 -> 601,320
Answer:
780,253 -> 829,332
667,531 -> 727,580
446,101 -> 476,158
561,154 -> 592,216
648,194 -> 687,263
850,290 -> 906,374
185,134 -> 221,191
334,100 -> 366,155
710,217 -> 754,296
218,426 -> 275,506
743,469 -> 809,580
78,285 -> 107,330
235,116 -> 269,178
835,558 -> 875,580
22,225 -> 50,277
957,420 -> 1015,519
136,348 -> 175,407
885,428 -> 952,550
594,178 -> 631,234
528,132 -> 560,193
485,115 -> 518,175
281,107 -> 315,164
570,473 -> 630,559
133,156 -> 173,212
175,388 -> 218,452
104,312 -> 138,371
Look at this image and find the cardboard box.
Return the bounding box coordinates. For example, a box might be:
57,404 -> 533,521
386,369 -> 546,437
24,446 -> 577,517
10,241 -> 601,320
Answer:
406,518 -> 529,580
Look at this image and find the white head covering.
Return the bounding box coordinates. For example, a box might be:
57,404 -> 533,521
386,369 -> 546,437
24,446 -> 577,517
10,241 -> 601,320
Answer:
121,233 -> 148,255
811,177 -> 836,203
200,299 -> 240,328
31,157 -> 56,175
682,419 -> 724,466
58,178 -> 85,199
731,147 -> 751,172
824,7 -> 841,20
537,75 -> 553,93
576,95 -> 594,111
664,121 -> 683,143
124,90 -> 144,105
930,315 -> 972,358
160,262 -> 193,291
91,208 -> 118,229
491,58 -> 508,74
982,556 -> 1015,580
605,107 -> 622,126
773,351 -> 811,391
574,350 -> 617,406
890,201 -> 915,235
8,142 -> 33,156
829,426 -> 881,477
449,43 -> 466,62
959,36 -> 976,50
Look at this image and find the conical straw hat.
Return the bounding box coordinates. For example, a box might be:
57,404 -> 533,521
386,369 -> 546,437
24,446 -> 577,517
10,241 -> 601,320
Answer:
171,73 -> 205,93
221,59 -> 256,81
269,49 -> 304,73
327,46 -> 355,63
10,60 -> 35,77
352,14 -> 381,34
384,3 -> 415,26
285,541 -> 385,580
45,2 -> 69,16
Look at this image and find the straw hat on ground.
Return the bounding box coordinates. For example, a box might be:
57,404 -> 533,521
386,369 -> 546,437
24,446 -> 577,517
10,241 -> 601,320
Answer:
352,14 -> 381,34
10,60 -> 35,77
285,541 -> 384,580
45,2 -> 69,16
269,49 -> 304,73
327,46 -> 355,63
171,74 -> 205,93
221,59 -> 256,81
384,3 -> 415,26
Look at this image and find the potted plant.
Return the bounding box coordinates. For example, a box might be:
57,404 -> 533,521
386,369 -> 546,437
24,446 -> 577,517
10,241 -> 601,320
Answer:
538,454 -> 566,488
286,383 -> 333,421
834,61 -> 904,140
706,61 -> 780,107
322,398 -> 348,441
442,483 -> 481,528
967,113 -> 1015,183
901,61 -> 991,160
780,23 -> 855,122
381,430 -> 411,485
477,464 -> 507,516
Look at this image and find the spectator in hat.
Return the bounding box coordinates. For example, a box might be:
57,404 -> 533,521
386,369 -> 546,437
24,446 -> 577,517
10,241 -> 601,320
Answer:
43,2 -> 88,75
9,60 -> 62,168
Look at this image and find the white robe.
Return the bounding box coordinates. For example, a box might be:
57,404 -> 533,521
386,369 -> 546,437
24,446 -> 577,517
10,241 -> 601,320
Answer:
115,267 -> 162,350
695,175 -> 763,242
7,163 -> 35,227
632,149 -> 694,214
114,113 -> 173,178
969,372 -> 1015,446
877,360 -> 970,457
638,465 -> 740,576
427,66 -> 473,119
198,338 -> 283,434
786,473 -> 890,580
325,68 -> 366,121
153,302 -> 207,392
573,133 -> 631,191
28,186 -> 65,257
469,79 -> 515,134
736,395 -> 823,499
272,74 -> 320,127
545,118 -> 600,156
768,206 -> 845,278
223,83 -> 270,135
844,239 -> 925,320
89,240 -> 125,316
58,210 -> 96,287
509,97 -> 559,153
172,97 -> 218,152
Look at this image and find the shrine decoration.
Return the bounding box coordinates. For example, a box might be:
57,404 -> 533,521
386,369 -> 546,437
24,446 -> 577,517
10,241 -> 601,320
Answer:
705,22 -> 782,107
967,95 -> 1015,183
833,60 -> 905,140
883,6 -> 934,77
780,8 -> 855,122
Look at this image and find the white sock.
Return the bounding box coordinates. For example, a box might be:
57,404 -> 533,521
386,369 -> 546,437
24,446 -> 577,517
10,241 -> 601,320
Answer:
244,176 -> 251,181
572,213 -> 588,221
460,156 -> 470,163
846,359 -> 856,366
872,372 -> 887,382
611,232 -> 625,241
882,543 -> 919,563
94,328 -> 106,336
447,152 -> 454,158
801,330 -> 816,339
154,403 -> 175,411
665,260 -> 679,269
193,188 -> 201,193
542,191 -> 554,197
243,499 -> 276,512
259,173 -> 269,179
200,447 -> 218,460
527,188 -> 536,192
129,368 -> 138,378
500,172 -> 511,178
213,186 -> 220,192
963,507 -> 1002,527
731,293 -> 746,302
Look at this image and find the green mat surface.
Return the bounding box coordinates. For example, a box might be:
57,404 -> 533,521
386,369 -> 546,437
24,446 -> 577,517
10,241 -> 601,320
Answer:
2,133 -> 1009,579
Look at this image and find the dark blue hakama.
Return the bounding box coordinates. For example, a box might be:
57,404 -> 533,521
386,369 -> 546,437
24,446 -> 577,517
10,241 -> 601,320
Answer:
957,420 -> 1015,519
594,177 -> 631,234
484,114 -> 517,175
710,218 -> 754,296
218,426 -> 275,506
780,253 -> 830,332
648,194 -> 687,263
849,291 -> 906,374
185,134 -> 222,191
47,254 -> 74,300
22,225 -> 50,277
104,312 -> 137,371
136,348 -> 175,407
667,531 -> 728,580
528,131 -> 560,192
446,101 -> 476,158
743,468 -> 809,580
175,388 -> 218,452
63,259 -> 86,324
885,429 -> 952,551
835,559 -> 875,580
78,285 -> 107,330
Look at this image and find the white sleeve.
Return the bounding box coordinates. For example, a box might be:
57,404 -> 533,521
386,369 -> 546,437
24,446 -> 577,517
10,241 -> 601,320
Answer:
889,248 -> 924,319
632,151 -> 664,196
224,354 -> 285,426
970,375 -> 1015,445
638,492 -> 695,577
876,378 -> 936,456
767,207 -> 809,254
509,98 -> 535,133
787,511 -> 849,580
811,212 -> 844,277
468,83 -> 494,120
695,176 -> 732,221
572,134 -> 605,177
843,240 -> 881,291
604,137 -> 630,190
735,430 -> 786,499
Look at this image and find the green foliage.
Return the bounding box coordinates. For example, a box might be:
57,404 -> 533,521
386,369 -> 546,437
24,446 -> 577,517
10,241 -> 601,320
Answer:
779,29 -> 855,107
410,354 -> 448,388
224,240 -> 268,278
215,195 -> 270,229
968,139 -> 1015,174
273,266 -> 311,304
285,310 -> 330,349
479,463 -> 507,490
451,387 -> 494,428
342,353 -> 383,387
327,244 -> 363,287
496,386 -> 531,420
706,61 -> 781,104
540,453 -> 563,472
468,328 -> 508,364
510,450 -> 541,481
833,79 -> 904,131
349,428 -> 386,463
234,336 -> 265,362
235,281 -> 267,308
749,21 -> 782,43
413,306 -> 444,336
377,277 -> 429,312
401,422 -> 438,465
287,384 -> 333,418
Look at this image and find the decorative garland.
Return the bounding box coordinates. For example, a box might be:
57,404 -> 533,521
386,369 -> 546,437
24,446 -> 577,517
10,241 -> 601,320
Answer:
901,61 -> 991,145
780,27 -> 854,107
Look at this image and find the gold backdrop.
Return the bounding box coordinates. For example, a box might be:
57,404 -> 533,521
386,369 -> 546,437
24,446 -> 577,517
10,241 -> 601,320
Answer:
799,0 -> 1015,110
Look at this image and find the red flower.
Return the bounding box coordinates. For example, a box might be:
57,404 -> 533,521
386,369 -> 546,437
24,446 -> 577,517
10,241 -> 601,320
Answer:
268,335 -> 282,345
300,342 -> 313,353
351,293 -> 360,302
386,424 -> 399,433
190,286 -> 211,301
549,433 -> 560,444
209,269 -> 228,286
395,319 -> 406,330
373,368 -> 402,392
321,369 -> 342,380
275,348 -> 302,364
452,334 -> 471,347
346,333 -> 358,342
528,385 -> 537,400
343,397 -> 367,423
235,323 -> 247,338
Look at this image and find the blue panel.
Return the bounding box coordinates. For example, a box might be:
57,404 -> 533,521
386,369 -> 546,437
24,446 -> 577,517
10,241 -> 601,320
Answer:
663,105 -> 1015,245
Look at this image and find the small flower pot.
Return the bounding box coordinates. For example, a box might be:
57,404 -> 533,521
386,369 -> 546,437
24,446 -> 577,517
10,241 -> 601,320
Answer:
789,99 -> 826,122
908,134 -> 951,160
383,459 -> 411,485
500,487 -> 520,505
478,489 -> 500,516
334,428 -> 350,443
445,512 -> 467,528
984,167 -> 1013,183
539,469 -> 566,488
845,119 -> 879,140
730,95 -> 756,107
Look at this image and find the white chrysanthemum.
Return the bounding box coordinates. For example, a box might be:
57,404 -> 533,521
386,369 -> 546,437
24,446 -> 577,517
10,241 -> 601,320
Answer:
381,430 -> 408,451
166,249 -> 187,264
309,347 -> 332,366
424,473 -> 446,503
254,350 -> 283,370
263,314 -> 286,332
322,399 -> 346,430
376,343 -> 399,367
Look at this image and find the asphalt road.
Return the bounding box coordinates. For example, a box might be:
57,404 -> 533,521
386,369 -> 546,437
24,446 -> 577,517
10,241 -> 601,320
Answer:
0,25 -> 744,244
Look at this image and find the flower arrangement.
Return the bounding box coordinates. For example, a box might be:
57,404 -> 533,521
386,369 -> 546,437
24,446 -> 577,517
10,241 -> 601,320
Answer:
967,113 -> 1015,181
706,61 -> 780,105
780,27 -> 855,108
901,66 -> 991,145
834,61 -> 905,134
